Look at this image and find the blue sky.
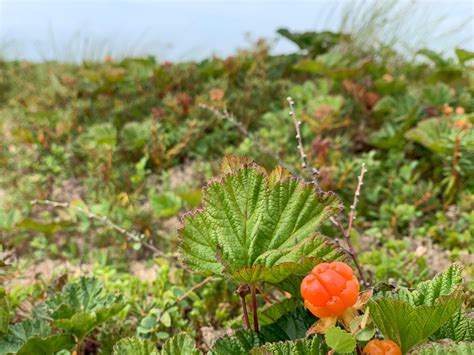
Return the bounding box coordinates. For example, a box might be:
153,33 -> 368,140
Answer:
1,0 -> 473,62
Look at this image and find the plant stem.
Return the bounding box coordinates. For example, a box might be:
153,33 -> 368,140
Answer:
237,284 -> 251,329
76,339 -> 82,355
250,284 -> 259,333
331,217 -> 369,287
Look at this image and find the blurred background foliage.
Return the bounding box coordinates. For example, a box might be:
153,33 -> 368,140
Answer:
0,13 -> 473,351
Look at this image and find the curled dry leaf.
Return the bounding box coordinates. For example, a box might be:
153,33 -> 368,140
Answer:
306,316 -> 337,336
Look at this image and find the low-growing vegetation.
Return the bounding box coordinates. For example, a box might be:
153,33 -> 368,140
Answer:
0,28 -> 473,354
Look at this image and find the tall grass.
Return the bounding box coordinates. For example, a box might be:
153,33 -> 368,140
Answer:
337,0 -> 473,55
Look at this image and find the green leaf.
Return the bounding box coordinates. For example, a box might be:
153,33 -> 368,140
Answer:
405,115 -> 474,157
47,277 -> 125,340
417,49 -> 448,67
180,156 -> 344,284
251,337 -> 327,354
433,310 -> 474,341
259,306 -> 316,342
422,84 -> 452,107
160,312 -> 172,328
369,289 -> 464,353
55,312 -> 96,340
258,298 -> 300,327
410,340 -> 474,354
0,319 -> 51,354
209,330 -> 264,355
324,327 -> 356,353
210,307 -> 316,354
16,334 -> 75,355
113,337 -> 159,355
161,333 -> 199,355
120,120 -> 153,152
397,264 -> 473,342
455,48 -> 474,64
150,192 -> 183,218
76,123 -> 117,150
276,28 -> 348,56
47,277 -> 124,316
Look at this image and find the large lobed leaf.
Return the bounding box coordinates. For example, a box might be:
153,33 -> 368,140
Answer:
251,337 -> 327,355
369,291 -> 464,354
209,306 -> 316,354
0,319 -> 54,355
161,333 -> 200,355
47,277 -> 126,340
180,156 -> 344,284
395,265 -> 473,342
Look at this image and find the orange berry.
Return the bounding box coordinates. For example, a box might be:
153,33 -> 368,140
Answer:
363,339 -> 402,355
301,262 -> 359,318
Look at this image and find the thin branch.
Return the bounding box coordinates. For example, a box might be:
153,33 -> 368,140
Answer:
199,104 -> 302,178
177,276 -> 215,303
250,284 -> 259,333
331,217 -> 369,287
347,163 -> 367,238
286,97 -> 322,193
30,199 -> 180,267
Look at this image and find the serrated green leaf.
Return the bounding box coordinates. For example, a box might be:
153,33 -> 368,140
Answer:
113,337 -> 159,355
325,327 -> 356,353
257,298 -> 300,327
48,277 -> 125,340
410,340 -> 474,354
0,319 -> 51,354
210,307 -> 316,354
405,115 -> 474,157
259,306 -> 316,342
394,265 -> 472,342
433,310 -> 474,341
251,337 -> 327,354
47,277 -> 124,316
16,334 -> 75,355
369,289 -> 464,353
161,333 -> 199,355
55,312 -> 100,340
209,329 -> 264,355
410,264 -> 463,306
180,156 -> 344,284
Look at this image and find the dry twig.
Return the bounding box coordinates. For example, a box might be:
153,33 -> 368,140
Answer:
30,199 -> 180,267
329,163 -> 369,287
347,163 -> 367,238
286,97 -> 322,193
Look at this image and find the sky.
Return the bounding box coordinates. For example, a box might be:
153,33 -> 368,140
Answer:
1,0 -> 473,62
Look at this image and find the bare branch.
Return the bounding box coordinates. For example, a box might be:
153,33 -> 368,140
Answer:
347,163 -> 367,238
30,199 -> 180,267
286,97 -> 322,193
330,217 -> 369,287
